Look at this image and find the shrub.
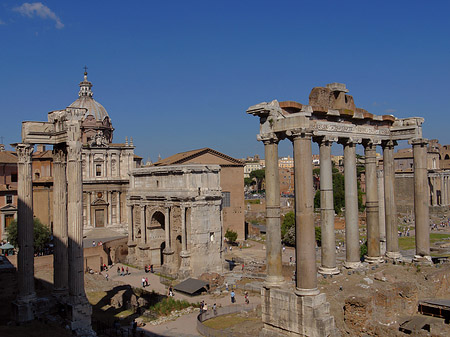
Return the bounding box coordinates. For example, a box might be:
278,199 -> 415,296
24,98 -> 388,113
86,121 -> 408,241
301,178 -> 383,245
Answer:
225,229 -> 238,243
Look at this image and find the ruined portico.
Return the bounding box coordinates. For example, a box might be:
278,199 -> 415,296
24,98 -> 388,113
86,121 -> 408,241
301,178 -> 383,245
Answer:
13,107 -> 95,336
247,83 -> 430,337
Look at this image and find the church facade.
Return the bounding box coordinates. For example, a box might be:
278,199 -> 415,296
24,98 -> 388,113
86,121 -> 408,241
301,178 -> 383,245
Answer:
70,72 -> 141,234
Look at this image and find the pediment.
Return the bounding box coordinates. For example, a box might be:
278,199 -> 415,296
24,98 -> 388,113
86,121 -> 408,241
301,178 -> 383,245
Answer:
0,204 -> 17,212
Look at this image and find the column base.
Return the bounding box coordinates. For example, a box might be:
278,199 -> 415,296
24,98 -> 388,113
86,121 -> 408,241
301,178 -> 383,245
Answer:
413,255 -> 432,265
364,256 -> 384,264
66,296 -> 95,336
385,251 -> 402,261
261,287 -> 340,337
178,251 -> 192,279
343,261 -> 362,269
295,287 -> 320,296
12,294 -> 36,323
318,266 -> 340,275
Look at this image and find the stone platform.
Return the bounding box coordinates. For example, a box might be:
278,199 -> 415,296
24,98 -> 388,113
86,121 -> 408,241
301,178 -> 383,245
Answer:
261,286 -> 340,337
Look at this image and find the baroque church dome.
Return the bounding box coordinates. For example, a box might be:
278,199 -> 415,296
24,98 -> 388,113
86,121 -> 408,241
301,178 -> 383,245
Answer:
69,71 -> 109,121
69,71 -> 114,145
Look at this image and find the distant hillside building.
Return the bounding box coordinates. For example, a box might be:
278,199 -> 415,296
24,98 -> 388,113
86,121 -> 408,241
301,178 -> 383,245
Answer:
153,148 -> 245,240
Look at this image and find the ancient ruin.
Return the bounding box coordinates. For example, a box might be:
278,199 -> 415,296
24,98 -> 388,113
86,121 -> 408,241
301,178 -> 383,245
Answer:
247,83 -> 430,337
13,107 -> 95,336
126,164 -> 223,279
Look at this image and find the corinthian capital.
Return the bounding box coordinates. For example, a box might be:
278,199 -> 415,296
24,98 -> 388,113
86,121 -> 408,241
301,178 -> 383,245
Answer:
15,143 -> 34,164
258,133 -> 280,145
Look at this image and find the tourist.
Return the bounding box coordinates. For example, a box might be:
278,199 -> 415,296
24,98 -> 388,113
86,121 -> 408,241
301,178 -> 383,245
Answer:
245,291 -> 249,304
121,267 -> 124,276
105,273 -> 109,281
126,267 -> 129,275
231,290 -> 235,303
144,265 -> 148,273
204,302 -> 208,312
132,319 -> 137,336
142,277 -> 146,287
200,300 -> 204,314
213,303 -> 217,315
145,277 -> 149,287
150,264 -> 154,273
168,286 -> 174,297
117,266 -> 120,276
225,282 -> 229,291
92,240 -> 96,247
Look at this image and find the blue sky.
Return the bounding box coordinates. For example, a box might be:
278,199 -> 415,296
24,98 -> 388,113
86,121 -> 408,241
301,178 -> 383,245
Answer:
1,1 -> 450,161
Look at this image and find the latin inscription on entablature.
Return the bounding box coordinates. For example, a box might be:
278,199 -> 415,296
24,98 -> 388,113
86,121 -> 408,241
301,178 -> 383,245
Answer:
312,121 -> 390,137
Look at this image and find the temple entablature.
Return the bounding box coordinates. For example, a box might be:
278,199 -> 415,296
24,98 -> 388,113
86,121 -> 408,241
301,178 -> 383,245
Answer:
246,83 -> 424,144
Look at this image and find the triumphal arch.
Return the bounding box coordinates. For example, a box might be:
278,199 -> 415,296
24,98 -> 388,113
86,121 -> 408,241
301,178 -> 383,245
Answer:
13,107 -> 95,336
247,83 -> 430,337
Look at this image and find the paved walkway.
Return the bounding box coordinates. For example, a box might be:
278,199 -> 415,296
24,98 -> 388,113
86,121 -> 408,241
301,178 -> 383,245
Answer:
105,263 -> 261,337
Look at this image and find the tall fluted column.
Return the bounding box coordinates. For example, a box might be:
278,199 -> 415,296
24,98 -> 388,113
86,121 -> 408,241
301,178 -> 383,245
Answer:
364,141 -> 382,263
316,137 -> 339,275
86,192 -> 91,227
181,206 -> 187,252
411,139 -> 431,262
291,130 -> 319,294
164,207 -> 171,251
179,205 -> 191,277
14,143 -> 36,321
162,205 -> 175,274
127,205 -> 134,242
140,205 -> 146,244
377,169 -> 387,255
262,136 -> 284,287
67,120 -> 86,299
117,192 -> 121,224
342,138 -> 362,269
382,140 -> 401,259
108,191 -> 112,225
53,145 -> 68,296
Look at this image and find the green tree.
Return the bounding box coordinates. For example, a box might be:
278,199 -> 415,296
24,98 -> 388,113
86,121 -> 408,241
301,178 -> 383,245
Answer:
281,211 -> 295,239
6,218 -> 51,254
225,229 -> 238,243
244,177 -> 254,186
250,169 -> 265,192
315,226 -> 322,247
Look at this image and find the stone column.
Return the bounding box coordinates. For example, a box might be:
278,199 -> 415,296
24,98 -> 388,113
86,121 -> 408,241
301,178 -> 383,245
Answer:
179,205 -> 191,277
316,136 -> 339,275
411,139 -> 432,263
117,192 -> 121,224
291,130 -> 319,294
140,205 -> 146,244
377,169 -> 387,255
13,143 -> 36,322
108,153 -> 112,177
162,205 -> 175,275
164,207 -> 171,251
430,176 -> 437,206
364,140 -> 382,263
127,205 -> 134,241
181,206 -> 187,252
262,135 -> 284,287
108,191 -> 112,226
341,138 -> 362,269
67,121 -> 87,300
52,145 -> 68,296
86,192 -> 91,227
382,140 -> 401,260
